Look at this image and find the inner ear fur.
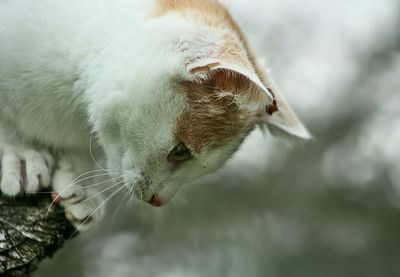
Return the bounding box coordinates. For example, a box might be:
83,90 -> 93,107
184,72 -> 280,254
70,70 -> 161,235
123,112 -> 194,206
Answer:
187,63 -> 311,141
187,67 -> 271,112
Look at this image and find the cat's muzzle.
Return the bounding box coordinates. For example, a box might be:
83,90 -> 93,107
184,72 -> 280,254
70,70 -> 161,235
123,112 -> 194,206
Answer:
127,171 -> 167,207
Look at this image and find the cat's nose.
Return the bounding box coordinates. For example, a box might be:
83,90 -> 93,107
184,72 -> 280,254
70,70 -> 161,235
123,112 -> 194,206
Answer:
147,194 -> 164,207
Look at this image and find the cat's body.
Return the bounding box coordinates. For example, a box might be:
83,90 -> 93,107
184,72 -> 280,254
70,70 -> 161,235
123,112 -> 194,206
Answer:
0,0 -> 310,228
0,1 -> 157,149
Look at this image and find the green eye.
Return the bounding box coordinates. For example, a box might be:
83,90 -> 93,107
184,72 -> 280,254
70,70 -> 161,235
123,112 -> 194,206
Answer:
168,142 -> 192,164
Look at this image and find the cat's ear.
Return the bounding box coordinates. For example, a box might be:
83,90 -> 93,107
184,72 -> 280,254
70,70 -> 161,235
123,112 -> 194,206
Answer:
260,85 -> 312,141
187,59 -> 311,142
187,58 -> 275,106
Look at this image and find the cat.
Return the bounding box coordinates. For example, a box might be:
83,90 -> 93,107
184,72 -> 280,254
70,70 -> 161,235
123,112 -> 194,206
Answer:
0,0 -> 310,229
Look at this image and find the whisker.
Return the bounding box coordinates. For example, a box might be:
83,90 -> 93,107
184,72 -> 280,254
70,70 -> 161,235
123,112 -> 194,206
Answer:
89,131 -> 107,172
26,191 -> 58,194
129,182 -> 135,196
126,180 -> 137,197
139,186 -> 143,201
47,173 -> 122,213
68,185 -> 125,239
149,183 -> 156,196
108,192 -> 130,229
76,176 -> 123,190
67,169 -> 123,186
28,177 -> 122,195
70,169 -> 119,182
72,172 -> 120,184
59,180 -> 125,213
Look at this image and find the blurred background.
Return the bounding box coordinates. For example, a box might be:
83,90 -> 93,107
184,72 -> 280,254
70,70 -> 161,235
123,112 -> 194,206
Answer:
35,0 -> 400,276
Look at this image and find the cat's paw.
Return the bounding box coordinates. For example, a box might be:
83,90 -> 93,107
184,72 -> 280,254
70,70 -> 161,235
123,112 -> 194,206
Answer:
52,160 -> 105,230
52,190 -> 104,231
0,146 -> 54,196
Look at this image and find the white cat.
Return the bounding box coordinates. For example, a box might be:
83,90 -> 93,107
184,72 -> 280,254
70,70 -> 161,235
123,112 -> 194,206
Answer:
0,0 -> 310,228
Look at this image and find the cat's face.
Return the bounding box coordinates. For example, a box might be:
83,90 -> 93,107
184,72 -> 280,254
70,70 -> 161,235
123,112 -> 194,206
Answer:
96,59 -> 308,206
98,68 -> 264,206
91,5 -> 311,206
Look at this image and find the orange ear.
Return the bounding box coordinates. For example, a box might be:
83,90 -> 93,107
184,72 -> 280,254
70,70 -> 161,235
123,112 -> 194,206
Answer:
188,61 -> 311,141
187,59 -> 276,113
188,59 -> 274,101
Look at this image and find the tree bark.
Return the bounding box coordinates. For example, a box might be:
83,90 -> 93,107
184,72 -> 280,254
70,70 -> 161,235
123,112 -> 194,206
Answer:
0,195 -> 75,277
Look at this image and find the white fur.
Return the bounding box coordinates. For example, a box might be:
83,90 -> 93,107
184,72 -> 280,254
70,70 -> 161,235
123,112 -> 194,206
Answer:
0,0 -> 309,227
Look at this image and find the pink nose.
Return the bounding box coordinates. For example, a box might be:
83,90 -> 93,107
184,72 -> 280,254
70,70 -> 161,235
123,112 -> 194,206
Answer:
148,194 -> 164,207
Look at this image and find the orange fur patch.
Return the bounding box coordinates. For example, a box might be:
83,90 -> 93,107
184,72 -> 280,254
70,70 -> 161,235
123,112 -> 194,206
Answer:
175,70 -> 259,153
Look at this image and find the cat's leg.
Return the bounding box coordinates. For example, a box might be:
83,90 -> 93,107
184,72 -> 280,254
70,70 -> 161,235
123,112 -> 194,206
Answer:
0,126 -> 54,196
0,121 -> 109,230
52,152 -> 108,230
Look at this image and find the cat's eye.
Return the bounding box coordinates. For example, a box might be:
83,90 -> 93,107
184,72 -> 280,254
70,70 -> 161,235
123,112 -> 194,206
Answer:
168,142 -> 193,165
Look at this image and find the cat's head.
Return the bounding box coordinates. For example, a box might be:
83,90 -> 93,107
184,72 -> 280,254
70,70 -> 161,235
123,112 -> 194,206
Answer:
89,4 -> 311,207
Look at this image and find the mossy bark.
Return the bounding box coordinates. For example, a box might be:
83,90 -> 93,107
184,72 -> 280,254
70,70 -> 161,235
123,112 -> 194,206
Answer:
0,195 -> 74,277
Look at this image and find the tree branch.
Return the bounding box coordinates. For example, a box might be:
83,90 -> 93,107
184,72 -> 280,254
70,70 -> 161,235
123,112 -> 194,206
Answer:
0,195 -> 75,277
